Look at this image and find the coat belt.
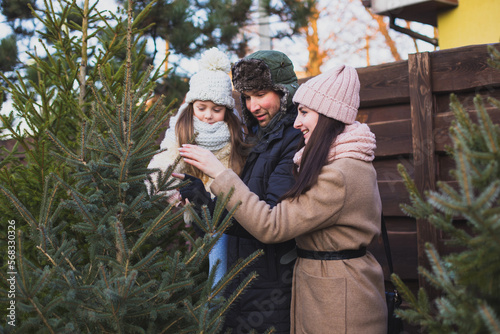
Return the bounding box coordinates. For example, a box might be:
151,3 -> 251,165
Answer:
296,247 -> 366,260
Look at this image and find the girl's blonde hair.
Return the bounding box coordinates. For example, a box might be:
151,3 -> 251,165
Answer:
175,103 -> 251,178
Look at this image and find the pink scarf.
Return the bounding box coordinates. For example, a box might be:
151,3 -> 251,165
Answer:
293,121 -> 376,167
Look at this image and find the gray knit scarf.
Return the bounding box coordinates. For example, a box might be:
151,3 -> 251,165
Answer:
192,116 -> 231,151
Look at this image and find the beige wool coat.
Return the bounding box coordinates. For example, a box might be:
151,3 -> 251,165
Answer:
211,158 -> 387,334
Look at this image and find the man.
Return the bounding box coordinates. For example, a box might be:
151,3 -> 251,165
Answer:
221,50 -> 302,333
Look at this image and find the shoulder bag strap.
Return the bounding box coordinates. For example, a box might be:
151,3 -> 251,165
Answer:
381,213 -> 394,274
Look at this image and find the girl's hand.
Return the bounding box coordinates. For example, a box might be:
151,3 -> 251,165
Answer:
178,144 -> 226,178
171,173 -> 211,208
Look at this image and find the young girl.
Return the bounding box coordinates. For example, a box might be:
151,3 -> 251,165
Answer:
147,47 -> 248,285
176,65 -> 388,333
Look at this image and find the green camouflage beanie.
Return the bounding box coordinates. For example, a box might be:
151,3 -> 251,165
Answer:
232,50 -> 299,127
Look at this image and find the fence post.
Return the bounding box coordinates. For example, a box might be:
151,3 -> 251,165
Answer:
408,52 -> 438,294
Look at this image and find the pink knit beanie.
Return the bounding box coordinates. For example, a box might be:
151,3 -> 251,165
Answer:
292,65 -> 360,124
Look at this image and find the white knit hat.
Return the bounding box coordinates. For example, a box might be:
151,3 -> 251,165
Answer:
184,47 -> 235,109
293,65 -> 360,124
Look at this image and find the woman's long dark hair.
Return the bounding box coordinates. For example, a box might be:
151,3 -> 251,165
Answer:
175,103 -> 251,178
280,114 -> 346,201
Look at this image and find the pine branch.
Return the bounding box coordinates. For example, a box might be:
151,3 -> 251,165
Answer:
210,249 -> 263,305
473,180 -> 500,212
0,184 -> 38,228
119,143 -> 132,186
454,144 -> 474,206
474,95 -> 499,154
97,65 -> 119,111
46,130 -> 81,161
487,45 -> 500,70
64,190 -> 97,230
28,295 -> 56,334
0,138 -> 20,169
123,2 -> 134,146
85,144 -> 122,158
130,204 -> 181,253
38,176 -> 60,228
135,94 -> 174,130
115,221 -> 130,263
124,192 -> 147,218
479,302 -> 500,333
80,120 -> 90,161
398,163 -> 434,218
131,110 -> 174,155
130,247 -> 162,272
88,86 -> 119,132
130,66 -> 155,119
213,270 -> 259,325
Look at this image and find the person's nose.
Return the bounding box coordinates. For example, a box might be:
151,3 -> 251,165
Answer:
247,97 -> 260,113
293,117 -> 302,129
204,111 -> 213,120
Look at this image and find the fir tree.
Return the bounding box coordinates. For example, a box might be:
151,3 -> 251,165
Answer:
393,45 -> 500,333
0,1 -> 262,332
0,0 -> 139,237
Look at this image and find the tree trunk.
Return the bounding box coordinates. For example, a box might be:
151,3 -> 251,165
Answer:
364,6 -> 401,61
304,5 -> 326,76
79,0 -> 89,112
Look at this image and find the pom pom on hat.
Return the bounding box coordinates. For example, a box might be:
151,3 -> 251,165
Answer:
185,47 -> 235,109
198,47 -> 231,72
293,65 -> 360,124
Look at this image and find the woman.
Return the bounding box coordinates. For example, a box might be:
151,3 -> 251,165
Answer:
175,65 -> 387,333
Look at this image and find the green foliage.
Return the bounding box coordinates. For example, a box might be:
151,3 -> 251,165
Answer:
261,0 -> 317,38
0,35 -> 18,72
118,0 -> 254,58
0,0 -> 154,244
0,1 -> 260,332
0,0 -> 37,21
488,45 -> 500,70
394,47 -> 500,333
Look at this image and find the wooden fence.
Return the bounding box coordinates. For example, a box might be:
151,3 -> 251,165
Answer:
334,43 -> 500,300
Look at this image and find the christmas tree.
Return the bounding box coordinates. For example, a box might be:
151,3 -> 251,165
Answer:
393,45 -> 500,333
0,1 -> 262,332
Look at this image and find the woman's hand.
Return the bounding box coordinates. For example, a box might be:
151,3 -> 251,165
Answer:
178,144 -> 226,179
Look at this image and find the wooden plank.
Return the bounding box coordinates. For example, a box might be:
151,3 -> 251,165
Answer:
358,61 -> 410,107
408,52 -> 438,291
374,157 -> 414,182
434,87 -> 500,115
358,103 -> 411,124
431,43 -> 500,93
378,181 -> 411,216
369,216 -> 418,280
300,62 -> 410,108
370,119 -> 413,157
437,154 -> 455,181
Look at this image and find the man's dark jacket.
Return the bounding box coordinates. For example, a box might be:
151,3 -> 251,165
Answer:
222,109 -> 301,334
